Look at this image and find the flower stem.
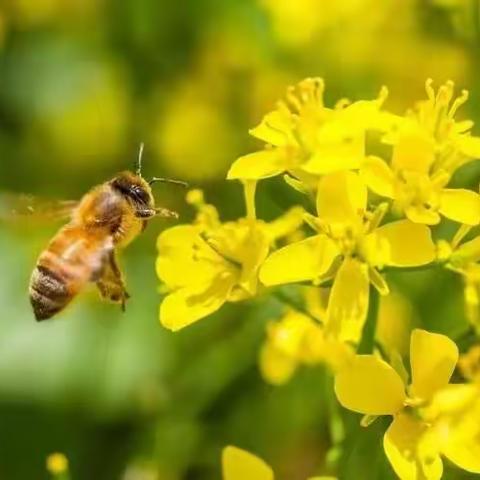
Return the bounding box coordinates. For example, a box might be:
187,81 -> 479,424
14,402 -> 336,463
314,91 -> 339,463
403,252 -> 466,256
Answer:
357,285 -> 380,354
243,180 -> 257,221
272,287 -> 321,323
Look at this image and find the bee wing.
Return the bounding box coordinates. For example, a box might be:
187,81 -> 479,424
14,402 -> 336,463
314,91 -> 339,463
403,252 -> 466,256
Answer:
0,193 -> 78,223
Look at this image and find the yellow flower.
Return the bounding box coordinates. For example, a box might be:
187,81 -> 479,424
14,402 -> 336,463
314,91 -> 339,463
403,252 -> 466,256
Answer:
335,328 -> 480,479
222,446 -> 274,480
227,78 -> 387,181
409,79 -> 480,174
428,384 -> 480,476
458,344 -> 480,381
382,80 -> 480,174
157,184 -> 304,330
260,171 -> 435,342
376,289 -> 414,357
441,226 -> 480,329
222,446 -> 335,480
259,290 -> 354,385
361,131 -> 480,225
46,452 -> 69,476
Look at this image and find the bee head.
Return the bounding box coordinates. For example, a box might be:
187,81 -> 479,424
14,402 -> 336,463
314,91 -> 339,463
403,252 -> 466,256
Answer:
111,144 -> 187,212
111,171 -> 155,209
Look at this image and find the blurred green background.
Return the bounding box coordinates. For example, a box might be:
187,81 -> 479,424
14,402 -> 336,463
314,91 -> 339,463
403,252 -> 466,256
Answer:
0,1 -> 479,479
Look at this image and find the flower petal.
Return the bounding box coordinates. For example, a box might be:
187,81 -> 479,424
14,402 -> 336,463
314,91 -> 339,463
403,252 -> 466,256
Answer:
264,206 -> 305,241
227,150 -> 287,180
160,275 -> 235,331
259,343 -> 298,385
384,413 -> 443,480
458,134 -> 480,159
334,355 -> 406,415
404,205 -> 441,225
443,437 -> 480,474
325,259 -> 369,343
259,235 -> 339,286
439,189 -> 480,225
410,329 -> 459,400
316,171 -> 367,226
392,132 -> 435,173
360,156 -> 395,198
222,446 -> 274,480
157,225 -> 214,288
364,220 -> 436,268
249,107 -> 295,146
440,388 -> 480,474
302,131 -> 364,174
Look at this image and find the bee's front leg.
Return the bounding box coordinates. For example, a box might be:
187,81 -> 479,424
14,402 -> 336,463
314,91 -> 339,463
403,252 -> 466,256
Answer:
135,208 -> 178,219
155,207 -> 179,219
96,251 -> 130,311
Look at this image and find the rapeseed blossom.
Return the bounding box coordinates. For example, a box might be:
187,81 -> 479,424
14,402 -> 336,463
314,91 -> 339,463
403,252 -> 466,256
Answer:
361,131 -> 480,225
156,78 -> 480,480
438,225 -> 480,329
157,184 -> 303,330
260,171 -> 435,342
222,446 -> 335,480
259,288 -> 353,384
227,78 -> 388,181
335,329 -> 480,479
362,80 -> 480,224
405,79 -> 480,174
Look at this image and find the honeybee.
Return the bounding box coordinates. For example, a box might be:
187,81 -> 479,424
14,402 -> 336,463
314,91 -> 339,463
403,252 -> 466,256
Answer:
24,144 -> 186,320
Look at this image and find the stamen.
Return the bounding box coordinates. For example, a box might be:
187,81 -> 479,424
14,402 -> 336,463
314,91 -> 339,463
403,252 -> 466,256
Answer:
366,202 -> 389,233
452,224 -> 472,250
377,85 -> 389,106
436,81 -> 454,107
449,89 -> 469,119
425,78 -> 435,102
298,78 -> 316,104
199,232 -> 242,269
312,78 -> 325,105
335,98 -> 351,110
286,85 -> 302,112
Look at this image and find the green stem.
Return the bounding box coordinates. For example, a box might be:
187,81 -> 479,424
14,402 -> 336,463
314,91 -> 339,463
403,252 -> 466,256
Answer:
357,285 -> 380,354
271,288 -> 321,323
325,372 -> 345,470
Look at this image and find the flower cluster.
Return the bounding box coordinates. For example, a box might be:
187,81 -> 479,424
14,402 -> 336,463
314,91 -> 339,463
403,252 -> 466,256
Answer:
157,185 -> 304,330
336,329 -> 480,479
157,78 -> 480,479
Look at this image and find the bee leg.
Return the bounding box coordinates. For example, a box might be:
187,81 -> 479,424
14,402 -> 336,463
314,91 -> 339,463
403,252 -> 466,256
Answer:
96,251 -> 130,310
135,208 -> 156,218
155,207 -> 179,219
136,208 -> 178,219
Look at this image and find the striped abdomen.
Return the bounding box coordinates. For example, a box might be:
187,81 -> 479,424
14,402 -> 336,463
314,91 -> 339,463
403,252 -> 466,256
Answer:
30,224 -> 111,320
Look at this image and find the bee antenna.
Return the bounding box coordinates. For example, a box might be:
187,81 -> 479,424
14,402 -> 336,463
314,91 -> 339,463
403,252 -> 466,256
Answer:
149,177 -> 189,188
136,142 -> 145,176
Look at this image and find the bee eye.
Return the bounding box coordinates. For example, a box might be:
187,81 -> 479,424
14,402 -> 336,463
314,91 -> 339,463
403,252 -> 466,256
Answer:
129,185 -> 149,204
